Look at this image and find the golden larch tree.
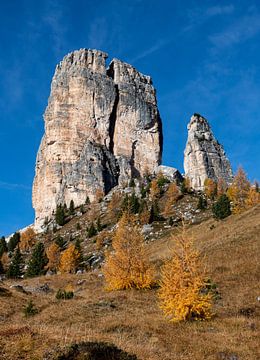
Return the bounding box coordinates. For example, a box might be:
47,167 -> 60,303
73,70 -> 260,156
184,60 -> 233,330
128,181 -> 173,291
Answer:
103,212 -> 155,290
150,179 -> 160,200
46,243 -> 61,272
204,178 -> 217,199
227,167 -> 250,213
1,252 -> 10,272
59,244 -> 81,274
217,178 -> 227,197
20,227 -> 36,252
158,226 -> 212,322
246,187 -> 260,207
164,182 -> 180,216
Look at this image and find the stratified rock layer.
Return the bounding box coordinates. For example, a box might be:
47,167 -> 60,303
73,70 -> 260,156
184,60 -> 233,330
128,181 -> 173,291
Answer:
33,49 -> 162,231
184,114 -> 233,190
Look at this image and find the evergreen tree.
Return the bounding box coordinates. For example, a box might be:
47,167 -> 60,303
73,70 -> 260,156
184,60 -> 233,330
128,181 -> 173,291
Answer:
87,222 -> 97,237
212,194 -> 231,220
69,200 -> 75,215
55,235 -> 66,250
149,201 -> 160,223
85,196 -> 90,205
55,205 -> 66,226
7,232 -> 21,252
7,248 -> 23,278
75,238 -> 83,266
96,218 -> 103,232
0,236 -> 7,257
0,260 -> 4,274
197,195 -> 207,210
26,242 -> 48,277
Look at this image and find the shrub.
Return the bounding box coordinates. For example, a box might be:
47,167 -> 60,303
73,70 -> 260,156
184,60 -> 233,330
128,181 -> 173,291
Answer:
103,212 -> 155,290
212,194 -> 231,219
23,300 -> 38,317
158,226 -> 212,322
55,289 -> 74,300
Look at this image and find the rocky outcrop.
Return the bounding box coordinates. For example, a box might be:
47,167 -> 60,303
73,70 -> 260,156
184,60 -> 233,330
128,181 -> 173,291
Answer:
184,114 -> 233,190
33,49 -> 162,231
154,165 -> 183,183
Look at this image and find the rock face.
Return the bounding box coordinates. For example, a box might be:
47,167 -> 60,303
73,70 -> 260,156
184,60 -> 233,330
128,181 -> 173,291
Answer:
33,49 -> 162,231
154,165 -> 183,183
184,114 -> 233,190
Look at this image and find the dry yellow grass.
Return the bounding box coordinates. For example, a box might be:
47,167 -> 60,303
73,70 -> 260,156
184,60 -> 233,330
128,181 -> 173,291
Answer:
0,205 -> 259,359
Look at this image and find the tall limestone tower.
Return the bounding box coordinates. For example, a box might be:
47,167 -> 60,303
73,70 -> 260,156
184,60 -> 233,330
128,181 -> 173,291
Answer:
184,114 -> 233,190
32,49 -> 162,232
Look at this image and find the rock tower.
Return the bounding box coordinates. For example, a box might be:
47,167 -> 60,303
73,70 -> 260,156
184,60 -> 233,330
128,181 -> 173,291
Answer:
32,49 -> 162,231
184,114 -> 233,190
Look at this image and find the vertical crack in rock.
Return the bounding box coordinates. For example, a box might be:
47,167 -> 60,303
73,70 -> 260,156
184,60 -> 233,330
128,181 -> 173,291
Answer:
129,140 -> 140,178
184,113 -> 233,190
108,85 -> 119,154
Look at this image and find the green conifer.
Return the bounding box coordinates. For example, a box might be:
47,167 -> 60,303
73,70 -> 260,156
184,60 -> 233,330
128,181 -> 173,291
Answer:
26,242 -> 48,277
7,248 -> 23,278
0,236 -> 7,257
7,232 -> 20,252
212,194 -> 231,220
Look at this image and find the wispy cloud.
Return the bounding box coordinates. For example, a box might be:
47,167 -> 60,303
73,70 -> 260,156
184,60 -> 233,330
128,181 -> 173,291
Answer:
183,4 -> 235,32
209,13 -> 260,49
0,181 -> 31,191
129,38 -> 172,64
87,17 -> 109,50
205,5 -> 234,17
43,0 -> 68,57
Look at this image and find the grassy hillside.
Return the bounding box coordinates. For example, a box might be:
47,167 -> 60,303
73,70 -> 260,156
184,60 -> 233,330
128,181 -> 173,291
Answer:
0,205 -> 259,360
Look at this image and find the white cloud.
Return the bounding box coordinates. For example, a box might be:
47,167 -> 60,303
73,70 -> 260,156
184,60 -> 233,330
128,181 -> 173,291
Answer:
128,38 -> 172,64
209,13 -> 260,48
206,5 -> 234,16
0,181 -> 31,191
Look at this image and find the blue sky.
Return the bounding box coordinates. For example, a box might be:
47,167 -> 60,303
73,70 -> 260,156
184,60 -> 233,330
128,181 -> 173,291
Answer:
0,0 -> 259,236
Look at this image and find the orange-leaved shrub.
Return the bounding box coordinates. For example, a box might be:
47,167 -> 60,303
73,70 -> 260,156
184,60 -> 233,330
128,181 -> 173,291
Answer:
103,212 -> 155,290
158,226 -> 212,322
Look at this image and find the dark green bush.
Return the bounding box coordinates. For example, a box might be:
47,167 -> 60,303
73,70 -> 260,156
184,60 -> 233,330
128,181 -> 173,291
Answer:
23,300 -> 38,317
212,194 -> 231,219
197,195 -> 207,210
56,289 -> 74,300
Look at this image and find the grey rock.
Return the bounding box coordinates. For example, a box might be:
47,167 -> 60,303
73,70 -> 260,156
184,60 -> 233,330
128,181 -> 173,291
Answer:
33,49 -> 162,231
184,114 -> 233,190
154,165 -> 183,183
